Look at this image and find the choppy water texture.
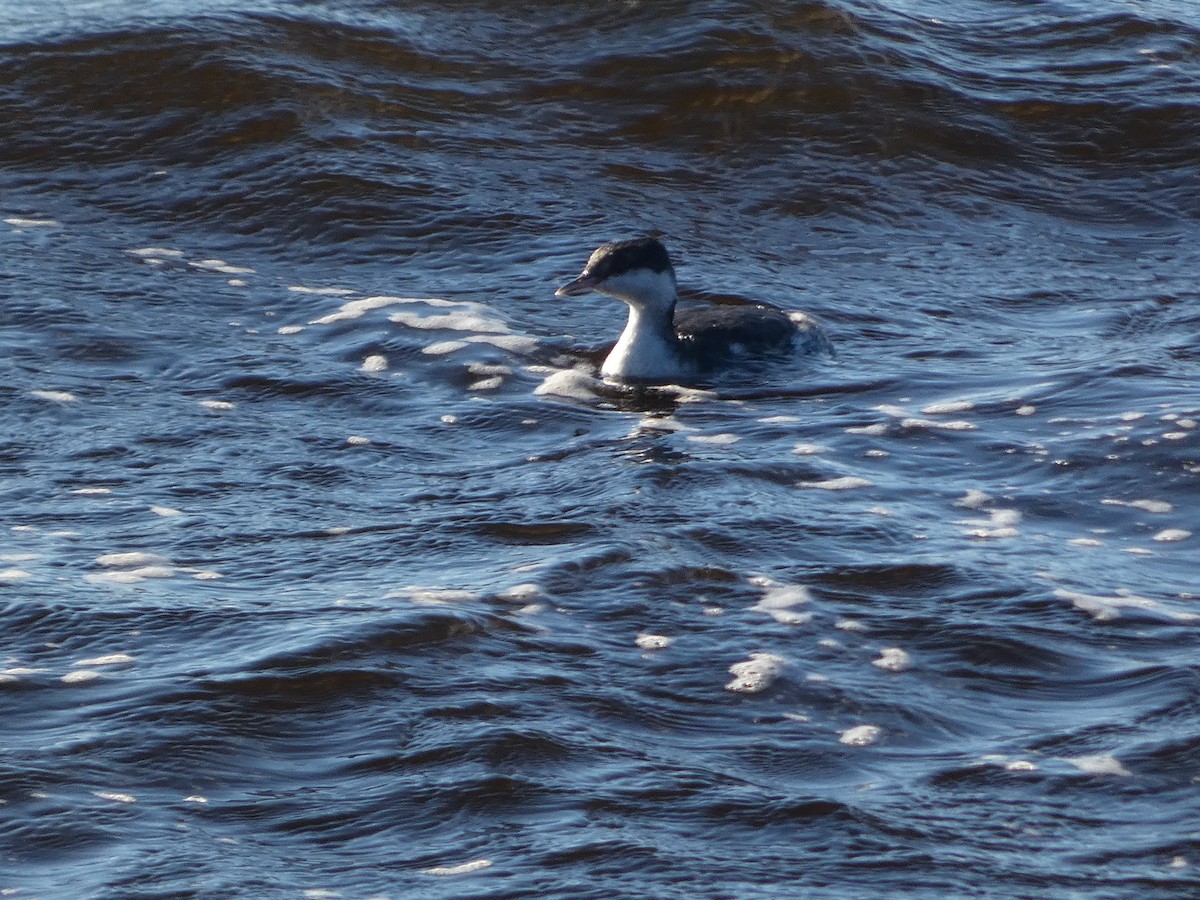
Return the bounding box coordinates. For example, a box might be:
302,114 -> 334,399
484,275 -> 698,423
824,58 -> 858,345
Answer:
3,0 -> 1200,896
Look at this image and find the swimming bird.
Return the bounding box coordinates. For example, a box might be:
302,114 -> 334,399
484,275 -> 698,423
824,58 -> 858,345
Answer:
556,236 -> 817,382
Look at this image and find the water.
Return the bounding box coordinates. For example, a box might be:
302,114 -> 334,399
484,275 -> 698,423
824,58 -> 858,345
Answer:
3,0 -> 1199,896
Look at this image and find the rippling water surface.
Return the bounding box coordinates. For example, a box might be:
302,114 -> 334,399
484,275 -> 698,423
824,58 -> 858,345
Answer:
3,0 -> 1200,896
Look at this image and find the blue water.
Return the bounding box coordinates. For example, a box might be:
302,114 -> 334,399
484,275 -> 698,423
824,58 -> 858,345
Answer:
3,1 -> 1200,896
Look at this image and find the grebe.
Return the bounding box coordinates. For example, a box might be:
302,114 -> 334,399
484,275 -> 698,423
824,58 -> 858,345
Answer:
555,236 -> 819,382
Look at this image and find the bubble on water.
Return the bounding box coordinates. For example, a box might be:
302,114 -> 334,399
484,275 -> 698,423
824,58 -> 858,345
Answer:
839,725 -> 882,746
465,333 -> 540,353
688,433 -> 740,445
1057,588 -> 1198,622
387,586 -> 478,605
725,653 -> 786,693
1153,529 -> 1191,542
96,552 -> 168,568
288,285 -> 356,296
190,259 -> 254,275
846,423 -> 888,435
636,633 -> 673,650
74,654 -> 134,667
534,369 -> 603,401
310,295 -> 439,325
956,489 -> 992,509
62,670 -> 100,684
872,647 -> 912,672
92,790 -> 137,803
31,389 -> 77,404
901,417 -> 976,431
1063,754 -> 1130,777
749,580 -> 813,625
422,341 -> 468,356
498,583 -> 541,602
921,400 -> 974,415
390,308 -> 509,334
422,859 -> 492,877
799,476 -> 873,491
1102,498 -> 1172,514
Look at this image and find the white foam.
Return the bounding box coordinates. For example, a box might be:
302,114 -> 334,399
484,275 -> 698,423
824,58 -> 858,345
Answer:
1069,538 -> 1104,547
464,334 -> 540,353
128,247 -> 184,258
72,487 -> 112,496
872,647 -> 912,672
62,670 -> 99,683
387,586 -> 477,605
725,653 -> 786,693
6,217 -> 58,227
346,435 -> 372,446
1015,405 -> 1036,416
183,795 -> 209,804
96,552 -> 168,568
955,489 -> 992,509
310,295 -> 436,325
799,476 -> 872,491
288,285 -> 356,296
534,369 -> 603,401
1102,498 -> 1172,514
468,376 -> 504,392
498,583 -> 540,602
1005,759 -> 1038,772
361,354 -> 388,372
835,619 -> 865,632
921,400 -> 974,415
189,259 -> 255,275
636,633 -> 674,650
389,309 -> 509,334
792,442 -> 826,455
900,417 -> 976,431
421,859 -> 492,877
688,433 -> 739,445
199,399 -> 235,411
1153,529 -> 1191,542
1057,588 -> 1198,622
839,724 -> 882,746
74,654 -> 134,667
422,341 -> 468,356
31,389 -> 77,404
749,581 -> 813,625
845,423 -> 888,435
1063,754 -> 1130,777
92,790 -> 136,803
0,568 -> 32,582
277,325 -> 305,335
760,415 -> 800,424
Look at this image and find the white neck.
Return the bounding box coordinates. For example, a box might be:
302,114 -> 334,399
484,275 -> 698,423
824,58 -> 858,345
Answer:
601,304 -> 684,381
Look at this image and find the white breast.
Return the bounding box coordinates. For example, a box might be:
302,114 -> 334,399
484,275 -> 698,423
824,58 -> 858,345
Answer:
601,305 -> 689,381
